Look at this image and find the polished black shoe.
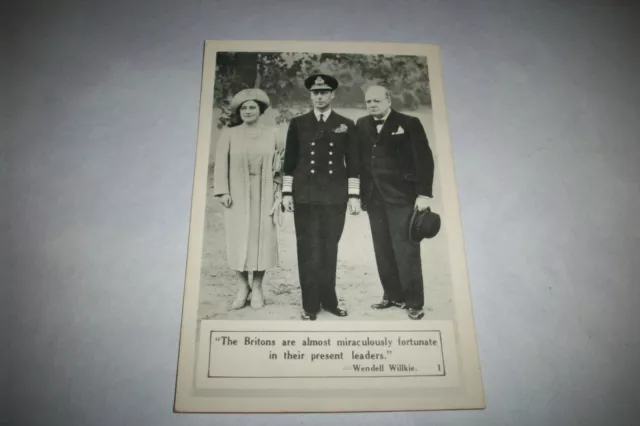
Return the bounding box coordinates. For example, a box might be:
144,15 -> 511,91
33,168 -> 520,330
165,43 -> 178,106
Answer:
371,299 -> 404,310
301,311 -> 317,321
325,307 -> 348,317
407,308 -> 425,320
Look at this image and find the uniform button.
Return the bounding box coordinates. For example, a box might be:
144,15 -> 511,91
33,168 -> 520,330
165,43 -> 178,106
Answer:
330,143 -> 334,146
329,151 -> 333,155
311,160 -> 315,164
311,170 -> 315,174
311,143 -> 315,146
329,161 -> 333,164
311,151 -> 315,155
329,170 -> 333,174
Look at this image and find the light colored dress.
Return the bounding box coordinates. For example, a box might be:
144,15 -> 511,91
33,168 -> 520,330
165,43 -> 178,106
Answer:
212,123 -> 282,271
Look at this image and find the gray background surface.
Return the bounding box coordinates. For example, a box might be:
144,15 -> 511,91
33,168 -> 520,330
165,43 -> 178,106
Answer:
5,0 -> 640,425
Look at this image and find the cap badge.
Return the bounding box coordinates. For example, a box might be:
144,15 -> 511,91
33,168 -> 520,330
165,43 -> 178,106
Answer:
315,76 -> 325,85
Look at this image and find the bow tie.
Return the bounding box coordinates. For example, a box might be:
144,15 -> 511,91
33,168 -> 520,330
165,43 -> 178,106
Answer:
374,119 -> 385,124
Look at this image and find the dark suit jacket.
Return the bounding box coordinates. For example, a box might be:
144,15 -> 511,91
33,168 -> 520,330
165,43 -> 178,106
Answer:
355,109 -> 434,207
283,110 -> 360,204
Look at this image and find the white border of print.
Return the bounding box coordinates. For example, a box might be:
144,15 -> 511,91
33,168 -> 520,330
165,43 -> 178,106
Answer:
173,40 -> 485,413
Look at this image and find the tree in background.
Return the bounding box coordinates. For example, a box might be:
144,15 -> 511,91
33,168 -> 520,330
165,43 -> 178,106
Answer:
213,52 -> 430,129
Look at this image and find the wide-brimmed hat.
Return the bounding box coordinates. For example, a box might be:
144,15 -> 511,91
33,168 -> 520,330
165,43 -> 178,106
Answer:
304,74 -> 338,91
409,207 -> 441,243
229,88 -> 271,112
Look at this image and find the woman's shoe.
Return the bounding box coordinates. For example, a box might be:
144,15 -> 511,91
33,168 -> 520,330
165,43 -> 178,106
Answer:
250,286 -> 264,309
230,289 -> 251,310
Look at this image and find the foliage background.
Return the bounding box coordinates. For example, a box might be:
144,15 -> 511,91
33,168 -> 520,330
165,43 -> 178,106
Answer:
213,51 -> 431,128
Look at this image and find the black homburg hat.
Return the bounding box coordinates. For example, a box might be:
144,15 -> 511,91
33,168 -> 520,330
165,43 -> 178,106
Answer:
409,207 -> 441,243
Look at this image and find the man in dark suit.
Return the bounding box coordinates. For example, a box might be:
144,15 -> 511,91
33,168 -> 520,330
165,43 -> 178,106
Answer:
355,85 -> 435,320
282,73 -> 361,321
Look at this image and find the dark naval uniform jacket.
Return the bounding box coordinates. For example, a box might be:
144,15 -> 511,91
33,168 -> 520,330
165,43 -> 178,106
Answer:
282,109 -> 360,203
355,109 -> 434,208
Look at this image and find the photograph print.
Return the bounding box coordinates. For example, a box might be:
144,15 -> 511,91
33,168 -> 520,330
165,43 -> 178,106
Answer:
200,47 -> 450,323
174,40 -> 484,414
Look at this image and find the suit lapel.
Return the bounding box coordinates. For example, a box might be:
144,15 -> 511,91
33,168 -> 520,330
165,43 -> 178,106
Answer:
379,109 -> 400,142
363,109 -> 398,144
300,111 -> 323,142
320,110 -> 339,142
302,110 -> 317,129
326,110 -> 340,132
364,115 -> 380,143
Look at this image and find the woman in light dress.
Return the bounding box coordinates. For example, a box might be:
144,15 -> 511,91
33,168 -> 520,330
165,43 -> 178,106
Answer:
212,88 -> 283,310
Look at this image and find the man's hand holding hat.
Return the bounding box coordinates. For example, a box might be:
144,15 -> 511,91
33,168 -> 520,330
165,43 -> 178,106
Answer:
415,195 -> 431,212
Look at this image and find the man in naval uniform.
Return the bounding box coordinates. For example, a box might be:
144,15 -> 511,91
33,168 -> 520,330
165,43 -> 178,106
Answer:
355,85 -> 435,320
282,73 -> 361,321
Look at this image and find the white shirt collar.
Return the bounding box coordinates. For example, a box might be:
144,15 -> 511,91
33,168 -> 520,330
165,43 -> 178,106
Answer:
374,109 -> 391,123
314,109 -> 332,121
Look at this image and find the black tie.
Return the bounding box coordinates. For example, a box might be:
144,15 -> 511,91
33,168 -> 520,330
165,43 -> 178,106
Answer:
375,119 -> 384,125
